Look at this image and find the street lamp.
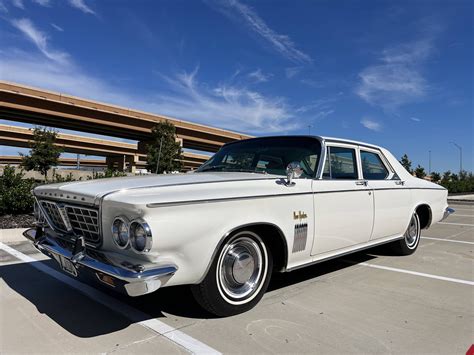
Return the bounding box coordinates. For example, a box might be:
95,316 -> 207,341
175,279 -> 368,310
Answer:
449,141 -> 462,174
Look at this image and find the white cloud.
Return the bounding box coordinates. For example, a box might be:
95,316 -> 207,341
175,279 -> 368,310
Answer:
247,68 -> 272,83
11,18 -> 70,64
68,0 -> 95,15
360,118 -> 382,132
33,0 -> 51,6
410,116 -> 421,122
11,0 -> 24,9
356,38 -> 434,110
51,23 -> 64,32
208,0 -> 311,64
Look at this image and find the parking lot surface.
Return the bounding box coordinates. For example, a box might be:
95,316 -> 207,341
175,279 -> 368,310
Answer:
1,203 -> 472,354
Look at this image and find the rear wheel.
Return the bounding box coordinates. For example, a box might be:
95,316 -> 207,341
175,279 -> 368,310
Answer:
191,230 -> 273,317
391,212 -> 421,255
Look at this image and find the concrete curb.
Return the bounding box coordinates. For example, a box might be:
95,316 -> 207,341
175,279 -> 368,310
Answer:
0,228 -> 28,244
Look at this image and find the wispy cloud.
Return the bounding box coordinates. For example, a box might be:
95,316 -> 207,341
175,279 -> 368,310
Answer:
154,67 -> 297,132
68,0 -> 95,15
51,23 -> 64,32
11,18 -> 70,64
356,37 -> 435,110
285,66 -> 303,79
410,116 -> 421,122
0,1 -> 8,13
207,0 -> 311,64
33,0 -> 51,6
360,118 -> 382,131
12,0 -> 24,9
247,68 -> 272,83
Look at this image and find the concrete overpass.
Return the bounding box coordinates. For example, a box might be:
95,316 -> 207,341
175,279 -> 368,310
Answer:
0,124 -> 209,171
0,81 -> 252,153
0,156 -> 110,168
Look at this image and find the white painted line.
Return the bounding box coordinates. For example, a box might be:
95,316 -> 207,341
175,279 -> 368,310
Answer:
0,242 -> 220,355
438,222 -> 474,227
357,262 -> 474,286
422,237 -> 474,245
451,214 -> 474,217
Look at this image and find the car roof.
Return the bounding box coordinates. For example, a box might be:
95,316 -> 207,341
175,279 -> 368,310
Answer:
223,135 -> 383,150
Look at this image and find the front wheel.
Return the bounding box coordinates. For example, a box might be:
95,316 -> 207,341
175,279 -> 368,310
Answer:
391,212 -> 421,255
191,230 -> 273,317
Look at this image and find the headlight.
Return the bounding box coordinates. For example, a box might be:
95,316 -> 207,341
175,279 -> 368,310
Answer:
112,217 -> 129,248
129,219 -> 152,252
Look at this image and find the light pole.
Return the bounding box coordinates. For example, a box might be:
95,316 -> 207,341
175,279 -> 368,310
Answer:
450,142 -> 462,174
428,150 -> 431,175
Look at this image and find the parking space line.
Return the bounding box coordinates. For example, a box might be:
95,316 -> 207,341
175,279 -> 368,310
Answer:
0,242 -> 220,355
450,214 -> 474,217
356,262 -> 474,286
437,222 -> 474,227
421,237 -> 474,245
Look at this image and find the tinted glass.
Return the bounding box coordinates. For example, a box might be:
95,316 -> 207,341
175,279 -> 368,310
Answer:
361,151 -> 389,180
323,147 -> 358,179
196,137 -> 321,178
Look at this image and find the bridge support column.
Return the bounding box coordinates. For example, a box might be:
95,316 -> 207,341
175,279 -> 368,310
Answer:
106,155 -> 137,173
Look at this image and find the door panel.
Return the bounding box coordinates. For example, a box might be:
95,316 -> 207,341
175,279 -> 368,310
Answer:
311,180 -> 374,255
369,182 -> 412,239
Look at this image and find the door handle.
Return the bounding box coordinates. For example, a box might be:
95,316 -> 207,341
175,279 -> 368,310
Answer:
355,180 -> 368,186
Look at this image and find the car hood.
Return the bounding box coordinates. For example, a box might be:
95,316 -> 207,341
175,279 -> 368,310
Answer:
33,172 -> 281,205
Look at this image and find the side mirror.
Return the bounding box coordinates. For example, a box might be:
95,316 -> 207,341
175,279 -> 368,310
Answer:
286,161 -> 303,186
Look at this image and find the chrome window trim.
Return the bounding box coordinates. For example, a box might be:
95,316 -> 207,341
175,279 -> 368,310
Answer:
318,142 -> 361,180
359,148 -> 393,180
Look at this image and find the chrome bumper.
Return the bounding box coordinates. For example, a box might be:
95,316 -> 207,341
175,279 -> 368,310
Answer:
24,228 -> 177,297
441,207 -> 455,221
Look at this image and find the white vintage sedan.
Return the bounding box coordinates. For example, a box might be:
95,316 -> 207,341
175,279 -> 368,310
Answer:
25,136 -> 453,316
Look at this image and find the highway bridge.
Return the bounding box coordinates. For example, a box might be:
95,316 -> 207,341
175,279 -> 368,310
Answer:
0,81 -> 252,154
0,124 -> 209,171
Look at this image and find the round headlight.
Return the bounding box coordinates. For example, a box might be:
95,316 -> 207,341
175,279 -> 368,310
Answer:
130,220 -> 152,252
112,217 -> 129,248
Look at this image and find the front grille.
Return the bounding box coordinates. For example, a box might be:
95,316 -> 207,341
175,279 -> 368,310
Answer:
65,206 -> 100,244
40,200 -> 68,231
39,200 -> 101,245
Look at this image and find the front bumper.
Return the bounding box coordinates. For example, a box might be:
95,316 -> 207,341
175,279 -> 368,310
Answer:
441,207 -> 455,221
24,227 -> 177,297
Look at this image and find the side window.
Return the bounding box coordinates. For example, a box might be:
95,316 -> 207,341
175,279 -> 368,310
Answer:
323,147 -> 358,180
361,151 -> 389,180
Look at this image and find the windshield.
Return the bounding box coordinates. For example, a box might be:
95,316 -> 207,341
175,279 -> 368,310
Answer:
196,137 -> 322,178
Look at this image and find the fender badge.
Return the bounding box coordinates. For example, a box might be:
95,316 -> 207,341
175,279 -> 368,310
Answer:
293,211 -> 308,220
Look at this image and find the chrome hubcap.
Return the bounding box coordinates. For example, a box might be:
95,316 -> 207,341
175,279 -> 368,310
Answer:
405,214 -> 419,248
218,236 -> 263,300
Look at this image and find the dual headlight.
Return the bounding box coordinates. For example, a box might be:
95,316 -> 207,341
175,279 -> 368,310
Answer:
111,217 -> 152,253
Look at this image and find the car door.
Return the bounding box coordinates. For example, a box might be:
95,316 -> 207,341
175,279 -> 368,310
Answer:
360,148 -> 412,240
311,144 -> 374,255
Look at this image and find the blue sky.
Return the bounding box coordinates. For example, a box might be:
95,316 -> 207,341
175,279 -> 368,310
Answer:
0,0 -> 472,173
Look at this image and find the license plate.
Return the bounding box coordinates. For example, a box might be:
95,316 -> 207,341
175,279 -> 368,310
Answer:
59,255 -> 77,277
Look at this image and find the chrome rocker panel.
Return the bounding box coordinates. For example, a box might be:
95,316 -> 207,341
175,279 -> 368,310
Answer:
23,227 -> 177,297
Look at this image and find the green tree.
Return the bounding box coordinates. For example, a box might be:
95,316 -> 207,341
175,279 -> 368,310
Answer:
146,121 -> 182,174
442,170 -> 451,183
430,171 -> 441,183
21,127 -> 62,181
399,154 -> 412,173
414,164 -> 426,178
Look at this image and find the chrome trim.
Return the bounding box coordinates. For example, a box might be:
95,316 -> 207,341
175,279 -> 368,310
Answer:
129,218 -> 153,253
441,207 -> 455,221
24,228 -> 177,297
146,187 -> 446,208
111,216 -> 130,249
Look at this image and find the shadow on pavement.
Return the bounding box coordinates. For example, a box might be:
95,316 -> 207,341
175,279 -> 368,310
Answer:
0,249 -> 378,337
